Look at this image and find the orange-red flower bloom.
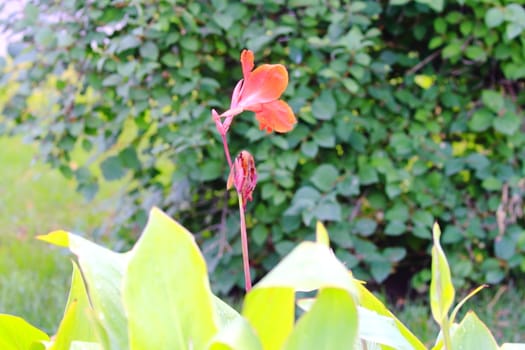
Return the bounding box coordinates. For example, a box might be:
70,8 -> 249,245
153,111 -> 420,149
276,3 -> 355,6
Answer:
220,50 -> 297,134
227,150 -> 257,208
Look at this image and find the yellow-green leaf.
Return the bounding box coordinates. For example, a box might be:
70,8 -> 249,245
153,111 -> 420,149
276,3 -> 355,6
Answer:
36,230 -> 70,247
0,314 -> 49,350
430,222 -> 455,325
50,262 -> 98,349
415,74 -> 435,89
38,230 -> 128,349
315,221 -> 329,247
357,283 -> 426,350
243,288 -> 294,350
283,288 -> 358,350
123,207 -> 218,350
208,314 -> 263,350
256,241 -> 357,295
451,312 -> 498,350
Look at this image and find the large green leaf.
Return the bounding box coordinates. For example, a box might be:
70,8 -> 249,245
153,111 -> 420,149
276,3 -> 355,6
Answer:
255,241 -> 357,294
500,344 -> 525,350
243,288 -> 295,350
242,241 -> 358,350
123,207 -> 218,350
430,223 -> 455,326
283,288 -> 358,350
0,314 -> 49,350
357,283 -> 426,350
50,262 -> 98,349
213,295 -> 243,329
38,231 -> 128,349
208,317 -> 263,350
451,312 -> 498,350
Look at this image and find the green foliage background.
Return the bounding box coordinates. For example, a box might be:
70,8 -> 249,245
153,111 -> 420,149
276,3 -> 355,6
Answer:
1,0 -> 525,295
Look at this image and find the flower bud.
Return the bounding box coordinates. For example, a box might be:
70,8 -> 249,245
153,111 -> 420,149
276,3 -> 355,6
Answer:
227,150 -> 257,207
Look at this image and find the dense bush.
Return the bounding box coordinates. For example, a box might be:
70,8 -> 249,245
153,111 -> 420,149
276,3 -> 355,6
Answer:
1,0 -> 525,295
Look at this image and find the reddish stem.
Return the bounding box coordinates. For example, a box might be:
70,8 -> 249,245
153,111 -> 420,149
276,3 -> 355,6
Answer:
238,196 -> 252,292
221,133 -> 233,169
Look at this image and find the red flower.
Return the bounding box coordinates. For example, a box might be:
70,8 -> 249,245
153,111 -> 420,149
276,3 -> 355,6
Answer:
227,150 -> 257,208
219,50 -> 297,134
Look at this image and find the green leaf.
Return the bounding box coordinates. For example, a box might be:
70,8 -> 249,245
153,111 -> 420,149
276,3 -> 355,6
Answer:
485,7 -> 504,28
385,220 -> 406,236
358,307 -> 418,350
442,42 -> 462,59
390,0 -> 410,5
354,218 -> 377,236
214,12 -> 234,31
161,53 -> 179,67
416,0 -> 444,12
430,223 -> 455,326
213,295 -> 242,330
468,108 -> 494,132
383,247 -> 407,262
119,147 -> 141,170
51,263 -> 98,349
493,112 -> 521,135
0,314 -> 49,350
310,164 -> 339,192
243,288 -> 294,350
301,141 -> 318,158
100,155 -> 126,181
465,45 -> 487,61
370,261 -> 391,283
451,312 -> 499,350
35,28 -> 55,48
358,165 -> 378,185
342,78 -> 359,93
495,236 -> 516,260
506,23 -> 524,40
449,285 -> 487,324
38,230 -> 129,350
314,201 -> 342,222
357,284 -> 426,350
102,74 -> 121,86
140,41 -> 159,60
208,317 -> 262,350
316,221 -> 330,247
482,90 -> 504,113
69,342 -> 103,350
501,344 -> 525,350
117,35 -> 141,52
482,176 -> 502,191
123,208 -> 218,349
283,288 -> 358,350
256,241 -> 358,294
311,91 -> 336,120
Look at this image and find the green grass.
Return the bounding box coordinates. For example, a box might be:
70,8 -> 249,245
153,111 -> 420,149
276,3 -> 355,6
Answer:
0,136 -> 118,333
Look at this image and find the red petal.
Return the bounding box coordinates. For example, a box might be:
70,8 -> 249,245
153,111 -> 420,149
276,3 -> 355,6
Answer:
251,100 -> 296,133
238,64 -> 288,108
240,50 -> 254,79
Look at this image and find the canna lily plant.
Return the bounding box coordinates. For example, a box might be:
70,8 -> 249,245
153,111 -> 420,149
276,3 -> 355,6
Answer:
212,49 -> 297,291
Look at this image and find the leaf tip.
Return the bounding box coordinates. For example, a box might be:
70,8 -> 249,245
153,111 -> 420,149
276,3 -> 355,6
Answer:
36,230 -> 70,247
432,222 -> 442,242
315,221 -> 330,247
